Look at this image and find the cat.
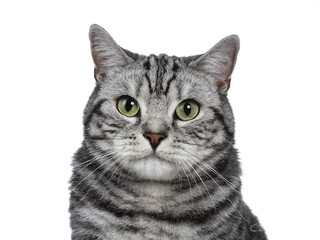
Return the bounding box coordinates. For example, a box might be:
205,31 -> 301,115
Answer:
69,24 -> 267,240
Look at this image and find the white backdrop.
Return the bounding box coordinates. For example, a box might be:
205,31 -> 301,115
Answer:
1,1 -> 319,239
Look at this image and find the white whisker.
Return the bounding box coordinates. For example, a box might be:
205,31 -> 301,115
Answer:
177,159 -> 195,210
180,148 -> 249,224
70,152 -> 120,193
179,156 -> 214,206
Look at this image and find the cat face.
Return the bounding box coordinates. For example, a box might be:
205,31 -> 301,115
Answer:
83,25 -> 239,181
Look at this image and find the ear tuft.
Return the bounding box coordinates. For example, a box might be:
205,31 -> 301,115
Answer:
89,24 -> 133,82
190,35 -> 240,93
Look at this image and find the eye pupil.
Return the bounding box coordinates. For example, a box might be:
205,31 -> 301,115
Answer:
184,103 -> 191,115
125,99 -> 134,111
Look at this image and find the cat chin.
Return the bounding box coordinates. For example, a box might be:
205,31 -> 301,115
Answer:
130,156 -> 177,181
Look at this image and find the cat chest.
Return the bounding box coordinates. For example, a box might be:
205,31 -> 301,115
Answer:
105,223 -> 197,240
81,206 -> 200,240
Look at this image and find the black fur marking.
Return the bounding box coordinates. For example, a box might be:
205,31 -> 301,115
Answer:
116,224 -> 144,233
103,129 -> 117,134
145,73 -> 153,94
84,99 -> 107,126
87,186 -> 238,225
164,74 -> 176,95
86,135 -> 108,141
71,218 -> 101,235
210,107 -> 234,140
172,61 -> 179,72
107,123 -> 122,129
71,234 -> 100,240
143,60 -> 151,71
136,78 -> 144,97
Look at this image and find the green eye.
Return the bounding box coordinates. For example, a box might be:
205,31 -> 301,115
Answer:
175,99 -> 199,121
117,96 -> 140,117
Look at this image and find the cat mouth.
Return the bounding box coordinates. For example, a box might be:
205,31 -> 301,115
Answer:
131,153 -> 176,180
143,153 -> 171,163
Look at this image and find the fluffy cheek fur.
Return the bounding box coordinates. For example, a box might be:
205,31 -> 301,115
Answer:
94,133 -> 179,181
93,122 -> 218,181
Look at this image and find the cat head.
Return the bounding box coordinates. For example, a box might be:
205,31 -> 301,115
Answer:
83,24 -> 239,181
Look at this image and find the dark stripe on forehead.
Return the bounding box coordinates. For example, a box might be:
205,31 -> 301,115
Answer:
163,56 -> 179,95
155,55 -> 167,94
144,72 -> 152,94
141,54 -> 154,94
143,59 -> 151,71
145,55 -> 157,93
142,54 -> 183,95
172,58 -> 181,72
163,57 -> 183,95
164,74 -> 176,95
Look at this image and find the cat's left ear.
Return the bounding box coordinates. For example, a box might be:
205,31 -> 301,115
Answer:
89,24 -> 134,82
190,35 -> 240,93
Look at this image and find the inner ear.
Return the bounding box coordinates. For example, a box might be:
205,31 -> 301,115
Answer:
217,78 -> 231,92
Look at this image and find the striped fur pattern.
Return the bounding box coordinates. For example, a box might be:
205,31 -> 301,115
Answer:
69,24 -> 267,240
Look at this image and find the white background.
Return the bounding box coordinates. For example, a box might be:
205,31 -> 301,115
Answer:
0,1 -> 319,239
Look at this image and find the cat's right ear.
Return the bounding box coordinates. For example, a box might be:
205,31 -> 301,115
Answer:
89,24 -> 133,82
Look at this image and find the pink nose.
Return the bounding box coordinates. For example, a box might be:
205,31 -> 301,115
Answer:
144,133 -> 167,150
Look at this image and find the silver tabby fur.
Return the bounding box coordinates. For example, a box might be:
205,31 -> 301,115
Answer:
69,24 -> 267,240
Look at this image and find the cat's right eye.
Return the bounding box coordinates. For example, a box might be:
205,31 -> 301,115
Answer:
117,96 -> 140,117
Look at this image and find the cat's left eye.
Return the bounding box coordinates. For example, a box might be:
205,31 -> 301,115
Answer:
117,96 -> 140,117
175,99 -> 199,121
